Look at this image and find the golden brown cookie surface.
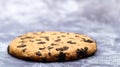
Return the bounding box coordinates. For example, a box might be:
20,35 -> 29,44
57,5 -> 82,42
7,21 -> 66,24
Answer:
8,31 -> 97,62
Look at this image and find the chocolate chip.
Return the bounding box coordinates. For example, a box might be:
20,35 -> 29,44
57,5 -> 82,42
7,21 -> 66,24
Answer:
51,43 -> 58,46
45,37 -> 49,41
67,41 -> 76,44
76,49 -> 83,58
76,47 -> 88,58
36,51 -> 41,56
17,44 -> 26,48
22,48 -> 27,52
82,38 -> 93,43
48,52 -> 51,56
86,40 -> 93,43
48,46 -> 54,50
40,36 -> 49,41
54,39 -> 61,42
20,36 -> 34,40
83,48 -> 88,57
56,46 -> 69,51
25,36 -> 34,39
57,52 -> 66,61
39,47 -> 45,50
37,42 -> 46,44
84,47 -> 88,51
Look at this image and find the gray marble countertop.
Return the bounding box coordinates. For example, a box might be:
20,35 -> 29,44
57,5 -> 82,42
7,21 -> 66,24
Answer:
0,0 -> 120,67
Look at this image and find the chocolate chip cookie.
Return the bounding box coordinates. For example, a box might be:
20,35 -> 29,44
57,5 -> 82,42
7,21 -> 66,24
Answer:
8,31 -> 97,62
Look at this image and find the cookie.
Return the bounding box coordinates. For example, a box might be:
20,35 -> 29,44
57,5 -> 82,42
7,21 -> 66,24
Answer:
8,31 -> 97,62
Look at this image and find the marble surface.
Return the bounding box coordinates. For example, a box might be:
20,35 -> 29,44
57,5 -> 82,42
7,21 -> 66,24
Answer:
0,0 -> 120,67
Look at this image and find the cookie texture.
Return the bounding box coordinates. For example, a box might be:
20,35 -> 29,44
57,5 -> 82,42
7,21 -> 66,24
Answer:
8,31 -> 97,62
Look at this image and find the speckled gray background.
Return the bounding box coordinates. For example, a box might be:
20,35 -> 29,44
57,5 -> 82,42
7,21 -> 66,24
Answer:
0,0 -> 120,67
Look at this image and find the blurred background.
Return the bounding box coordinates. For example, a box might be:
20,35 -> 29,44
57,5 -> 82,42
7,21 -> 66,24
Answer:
0,0 -> 120,67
